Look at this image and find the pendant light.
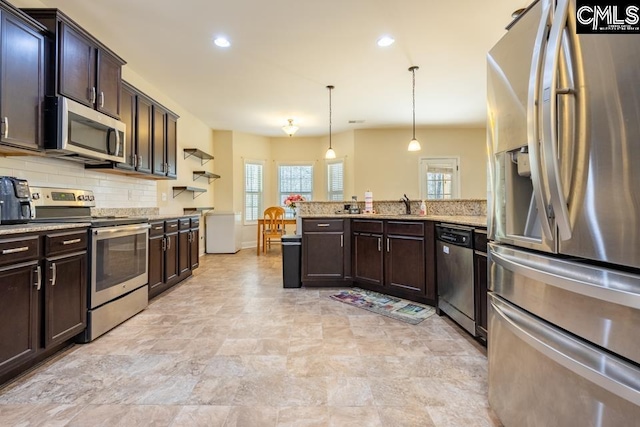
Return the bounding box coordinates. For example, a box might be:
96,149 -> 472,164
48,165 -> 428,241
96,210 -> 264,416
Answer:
325,85 -> 336,159
407,66 -> 421,152
282,119 -> 299,137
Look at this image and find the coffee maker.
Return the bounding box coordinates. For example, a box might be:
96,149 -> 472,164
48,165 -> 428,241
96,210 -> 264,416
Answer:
0,177 -> 34,224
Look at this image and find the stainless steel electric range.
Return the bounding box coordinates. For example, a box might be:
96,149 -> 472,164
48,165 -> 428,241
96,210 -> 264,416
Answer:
31,187 -> 150,342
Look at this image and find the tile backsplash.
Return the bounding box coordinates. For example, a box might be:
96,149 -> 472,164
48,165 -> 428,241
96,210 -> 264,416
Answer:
0,155 -> 158,208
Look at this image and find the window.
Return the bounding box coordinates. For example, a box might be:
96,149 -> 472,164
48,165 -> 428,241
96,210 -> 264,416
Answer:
419,158 -> 459,200
278,164 -> 313,217
327,160 -> 344,201
244,160 -> 264,223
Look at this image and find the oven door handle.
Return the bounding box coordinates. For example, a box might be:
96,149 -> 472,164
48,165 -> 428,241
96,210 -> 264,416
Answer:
93,223 -> 151,238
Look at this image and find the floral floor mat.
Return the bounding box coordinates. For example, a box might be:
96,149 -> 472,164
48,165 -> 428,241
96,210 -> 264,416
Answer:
329,288 -> 436,325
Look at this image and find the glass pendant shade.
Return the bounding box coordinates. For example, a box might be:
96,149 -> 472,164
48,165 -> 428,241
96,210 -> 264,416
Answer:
408,138 -> 421,151
282,119 -> 298,137
325,147 -> 336,159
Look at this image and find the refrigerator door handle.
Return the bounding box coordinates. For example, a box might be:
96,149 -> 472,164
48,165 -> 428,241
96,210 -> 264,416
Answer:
490,294 -> 640,406
541,0 -> 573,240
490,243 -> 640,310
526,1 -> 554,241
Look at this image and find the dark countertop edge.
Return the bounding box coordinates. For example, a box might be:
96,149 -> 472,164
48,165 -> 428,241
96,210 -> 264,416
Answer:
0,222 -> 90,236
299,214 -> 487,228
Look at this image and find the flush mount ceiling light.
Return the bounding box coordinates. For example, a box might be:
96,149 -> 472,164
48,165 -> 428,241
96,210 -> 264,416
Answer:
325,85 -> 336,159
282,119 -> 299,137
213,36 -> 230,48
377,35 -> 395,47
407,66 -> 421,152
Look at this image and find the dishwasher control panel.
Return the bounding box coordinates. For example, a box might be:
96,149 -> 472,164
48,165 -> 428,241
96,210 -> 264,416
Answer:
435,225 -> 474,248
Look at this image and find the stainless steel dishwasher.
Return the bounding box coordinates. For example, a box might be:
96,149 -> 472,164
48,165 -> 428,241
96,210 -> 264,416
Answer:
436,224 -> 476,336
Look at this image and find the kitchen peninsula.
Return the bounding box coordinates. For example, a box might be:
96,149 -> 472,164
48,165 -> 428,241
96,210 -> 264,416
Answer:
297,200 -> 486,295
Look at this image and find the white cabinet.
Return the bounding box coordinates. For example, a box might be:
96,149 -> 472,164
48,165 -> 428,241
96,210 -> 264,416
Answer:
205,212 -> 242,253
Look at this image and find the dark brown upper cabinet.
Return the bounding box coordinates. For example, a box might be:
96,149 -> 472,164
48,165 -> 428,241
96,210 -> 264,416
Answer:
22,9 -> 125,119
0,5 -> 45,153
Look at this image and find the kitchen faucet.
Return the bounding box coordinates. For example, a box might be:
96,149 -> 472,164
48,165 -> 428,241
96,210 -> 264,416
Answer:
401,194 -> 411,214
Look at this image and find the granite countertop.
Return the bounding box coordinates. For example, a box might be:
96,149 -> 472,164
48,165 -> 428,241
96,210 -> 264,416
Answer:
299,213 -> 487,228
0,222 -> 90,236
147,214 -> 200,221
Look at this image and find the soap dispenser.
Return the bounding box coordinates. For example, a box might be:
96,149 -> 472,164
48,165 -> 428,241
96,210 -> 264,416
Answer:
419,200 -> 426,216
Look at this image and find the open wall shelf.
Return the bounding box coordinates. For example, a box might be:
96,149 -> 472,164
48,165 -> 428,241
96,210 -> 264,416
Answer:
183,148 -> 214,165
192,171 -> 221,184
172,186 -> 207,199
183,207 -> 215,214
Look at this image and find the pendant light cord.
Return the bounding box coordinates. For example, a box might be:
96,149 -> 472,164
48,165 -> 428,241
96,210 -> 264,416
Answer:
327,85 -> 334,149
411,67 -> 416,140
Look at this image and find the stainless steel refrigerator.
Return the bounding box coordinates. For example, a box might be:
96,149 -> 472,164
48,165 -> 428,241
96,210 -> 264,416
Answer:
487,0 -> 640,425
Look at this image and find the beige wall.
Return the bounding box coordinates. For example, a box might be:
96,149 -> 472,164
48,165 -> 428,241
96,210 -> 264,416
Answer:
353,127 -> 487,201
218,127 -> 486,248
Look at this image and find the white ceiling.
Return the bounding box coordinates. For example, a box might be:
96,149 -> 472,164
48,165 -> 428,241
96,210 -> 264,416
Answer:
32,0 -> 526,137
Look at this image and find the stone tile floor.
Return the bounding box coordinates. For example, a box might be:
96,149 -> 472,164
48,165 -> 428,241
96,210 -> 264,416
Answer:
0,249 -> 502,426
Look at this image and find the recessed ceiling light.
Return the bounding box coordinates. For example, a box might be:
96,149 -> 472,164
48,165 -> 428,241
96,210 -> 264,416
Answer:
214,37 -> 231,48
377,36 -> 395,47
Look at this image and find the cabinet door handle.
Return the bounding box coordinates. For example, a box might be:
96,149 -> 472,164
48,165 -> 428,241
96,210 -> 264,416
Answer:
138,155 -> 143,167
2,246 -> 29,255
2,116 -> 8,138
386,238 -> 390,252
132,154 -> 137,168
317,223 -> 330,227
166,235 -> 171,250
34,265 -> 41,291
99,91 -> 105,108
340,234 -> 343,248
378,237 -> 381,252
62,238 -> 81,245
50,263 -> 57,286
90,87 -> 97,104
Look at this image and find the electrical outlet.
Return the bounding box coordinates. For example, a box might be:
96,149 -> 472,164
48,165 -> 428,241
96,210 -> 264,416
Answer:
161,192 -> 167,202
127,189 -> 133,200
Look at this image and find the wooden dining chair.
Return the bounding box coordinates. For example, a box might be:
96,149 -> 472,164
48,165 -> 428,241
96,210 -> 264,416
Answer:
262,206 -> 286,253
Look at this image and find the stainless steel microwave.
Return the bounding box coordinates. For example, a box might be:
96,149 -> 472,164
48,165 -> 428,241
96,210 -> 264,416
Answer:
44,96 -> 126,164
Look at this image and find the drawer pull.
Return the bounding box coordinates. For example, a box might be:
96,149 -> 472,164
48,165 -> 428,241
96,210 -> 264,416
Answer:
317,223 -> 330,227
2,246 -> 29,255
35,265 -> 41,291
154,226 -> 164,230
169,224 -> 178,228
62,238 -> 82,245
50,263 -> 57,286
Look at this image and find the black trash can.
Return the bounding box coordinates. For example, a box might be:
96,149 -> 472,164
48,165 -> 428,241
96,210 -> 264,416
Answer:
282,234 -> 302,288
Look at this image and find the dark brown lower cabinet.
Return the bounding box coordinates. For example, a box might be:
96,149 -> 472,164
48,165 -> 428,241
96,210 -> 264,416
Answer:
44,253 -> 87,347
474,229 -> 488,341
1,228 -> 89,385
385,234 -> 426,294
148,230 -> 165,297
351,219 -> 436,305
189,227 -> 200,270
148,220 -> 178,299
178,228 -> 190,277
353,233 -> 384,286
164,230 -> 178,283
301,219 -> 350,286
148,217 -> 198,300
0,261 -> 39,377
